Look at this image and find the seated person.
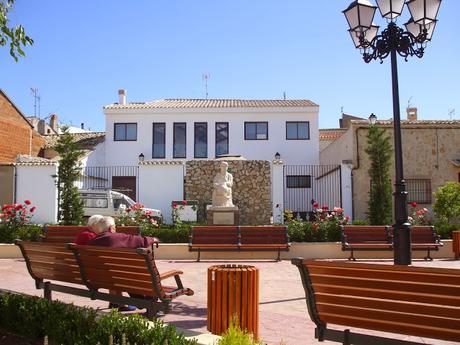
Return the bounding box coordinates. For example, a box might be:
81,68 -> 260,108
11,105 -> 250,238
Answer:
88,216 -> 159,312
74,215 -> 103,245
88,216 -> 159,248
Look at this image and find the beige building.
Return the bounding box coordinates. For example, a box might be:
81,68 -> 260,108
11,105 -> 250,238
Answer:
321,110 -> 460,221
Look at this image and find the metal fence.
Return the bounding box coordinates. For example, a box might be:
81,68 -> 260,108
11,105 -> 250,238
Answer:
283,164 -> 342,219
77,166 -> 139,200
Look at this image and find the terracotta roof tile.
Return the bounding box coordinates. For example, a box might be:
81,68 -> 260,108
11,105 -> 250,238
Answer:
319,128 -> 347,141
43,132 -> 105,149
350,119 -> 460,128
104,99 -> 318,110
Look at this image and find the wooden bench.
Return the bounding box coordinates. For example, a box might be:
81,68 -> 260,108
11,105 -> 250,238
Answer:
291,258 -> 460,344
399,225 -> 443,261
189,225 -> 289,261
15,240 -> 194,318
340,225 -> 392,260
42,225 -> 140,243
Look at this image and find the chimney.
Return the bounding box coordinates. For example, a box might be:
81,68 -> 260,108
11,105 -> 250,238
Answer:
118,89 -> 126,105
37,119 -> 46,135
407,107 -> 417,121
49,114 -> 58,132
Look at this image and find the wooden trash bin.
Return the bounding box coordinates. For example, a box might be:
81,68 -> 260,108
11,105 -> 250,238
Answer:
453,231 -> 460,260
207,264 -> 259,339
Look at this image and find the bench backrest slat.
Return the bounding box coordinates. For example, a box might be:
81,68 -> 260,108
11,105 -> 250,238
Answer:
293,259 -> 460,342
71,245 -> 164,299
341,225 -> 390,243
190,226 -> 239,245
16,241 -> 82,284
239,226 -> 288,245
44,226 -> 141,243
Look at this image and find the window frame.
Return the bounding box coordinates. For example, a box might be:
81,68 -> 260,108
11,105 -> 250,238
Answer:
215,122 -> 229,157
114,123 -> 137,141
152,122 -> 166,159
173,122 -> 187,159
244,121 -> 268,140
286,175 -> 312,188
286,121 -> 310,140
194,122 -> 208,158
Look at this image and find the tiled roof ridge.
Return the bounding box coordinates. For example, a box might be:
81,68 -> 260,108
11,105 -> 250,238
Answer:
351,119 -> 460,125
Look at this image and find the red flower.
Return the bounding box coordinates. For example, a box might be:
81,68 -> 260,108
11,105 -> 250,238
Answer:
30,207 -> 36,213
313,202 -> 319,209
322,205 -> 329,211
410,201 -> 417,208
15,204 -> 23,211
182,200 -> 188,205
24,200 -> 31,205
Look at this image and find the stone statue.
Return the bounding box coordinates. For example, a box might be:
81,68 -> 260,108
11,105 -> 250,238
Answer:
212,161 -> 234,208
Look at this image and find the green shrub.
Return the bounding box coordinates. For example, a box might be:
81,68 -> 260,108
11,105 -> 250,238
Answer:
434,221 -> 459,239
287,220 -> 341,242
0,292 -> 196,345
433,182 -> 460,223
217,317 -> 262,345
352,219 -> 368,225
0,224 -> 43,243
141,224 -> 190,243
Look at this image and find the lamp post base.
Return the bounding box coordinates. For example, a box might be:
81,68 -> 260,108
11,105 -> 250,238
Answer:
393,222 -> 412,265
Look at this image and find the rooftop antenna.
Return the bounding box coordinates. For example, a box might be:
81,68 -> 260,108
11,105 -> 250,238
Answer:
202,73 -> 211,99
448,108 -> 455,120
30,87 -> 40,118
340,106 -> 344,114
407,96 -> 413,109
283,91 -> 286,100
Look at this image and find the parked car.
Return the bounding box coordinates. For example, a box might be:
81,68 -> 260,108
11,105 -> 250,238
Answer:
78,189 -> 162,222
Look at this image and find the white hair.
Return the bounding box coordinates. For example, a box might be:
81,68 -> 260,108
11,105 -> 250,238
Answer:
93,216 -> 116,234
87,215 -> 104,229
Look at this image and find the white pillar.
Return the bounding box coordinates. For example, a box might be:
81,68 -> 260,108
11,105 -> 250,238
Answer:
138,161 -> 185,224
15,163 -> 59,224
341,163 -> 353,221
271,159 -> 284,224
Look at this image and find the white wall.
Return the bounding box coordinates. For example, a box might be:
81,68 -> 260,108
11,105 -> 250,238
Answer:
340,163 -> 353,221
104,106 -> 319,166
15,164 -> 58,224
138,163 -> 184,224
320,127 -> 353,165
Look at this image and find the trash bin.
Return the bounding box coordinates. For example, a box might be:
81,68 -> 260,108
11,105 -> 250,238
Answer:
453,231 -> 460,260
207,264 -> 259,339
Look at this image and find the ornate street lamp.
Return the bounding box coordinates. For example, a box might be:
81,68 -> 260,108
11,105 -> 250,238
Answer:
138,153 -> 145,162
343,0 -> 442,265
368,113 -> 378,125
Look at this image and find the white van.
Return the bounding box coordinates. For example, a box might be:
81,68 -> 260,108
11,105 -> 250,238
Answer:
78,189 -> 162,222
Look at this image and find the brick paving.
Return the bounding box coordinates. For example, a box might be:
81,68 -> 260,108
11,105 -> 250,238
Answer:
0,258 -> 459,345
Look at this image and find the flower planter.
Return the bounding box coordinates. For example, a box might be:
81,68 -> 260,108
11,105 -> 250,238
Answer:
172,200 -> 198,223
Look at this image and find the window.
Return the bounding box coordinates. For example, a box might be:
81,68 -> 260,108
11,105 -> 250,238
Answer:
194,123 -> 207,158
286,122 -> 310,140
152,123 -> 165,158
114,123 -> 137,141
244,122 -> 268,140
79,193 -> 109,209
216,122 -> 229,157
286,175 -> 312,188
406,179 -> 432,204
173,122 -> 186,158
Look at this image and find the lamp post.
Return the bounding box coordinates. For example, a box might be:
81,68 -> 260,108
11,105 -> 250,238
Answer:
343,0 -> 441,265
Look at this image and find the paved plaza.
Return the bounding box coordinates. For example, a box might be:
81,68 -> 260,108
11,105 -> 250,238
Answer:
0,257 -> 459,345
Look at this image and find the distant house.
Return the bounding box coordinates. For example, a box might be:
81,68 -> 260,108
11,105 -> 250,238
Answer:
102,90 -> 320,166
0,89 -> 44,163
321,109 -> 460,220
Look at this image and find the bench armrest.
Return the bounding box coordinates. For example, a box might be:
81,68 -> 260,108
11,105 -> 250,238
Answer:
160,270 -> 183,280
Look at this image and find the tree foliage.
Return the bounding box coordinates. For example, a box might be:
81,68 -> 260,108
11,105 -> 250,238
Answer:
54,128 -> 84,225
433,182 -> 460,223
365,125 -> 393,225
0,0 -> 33,61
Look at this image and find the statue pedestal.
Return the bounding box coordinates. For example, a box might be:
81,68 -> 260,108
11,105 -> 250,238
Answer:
206,205 -> 239,226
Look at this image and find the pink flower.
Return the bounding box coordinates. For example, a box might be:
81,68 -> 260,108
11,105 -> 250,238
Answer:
182,200 -> 188,205
345,216 -> 350,222
24,200 -> 31,205
30,207 -> 36,213
172,203 -> 177,209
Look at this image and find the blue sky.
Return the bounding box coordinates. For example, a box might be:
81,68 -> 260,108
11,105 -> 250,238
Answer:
1,1 -> 459,131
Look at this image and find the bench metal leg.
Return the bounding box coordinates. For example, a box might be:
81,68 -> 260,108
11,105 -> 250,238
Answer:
424,249 -> 433,261
44,282 -> 52,301
343,329 -> 351,345
348,250 -> 356,261
276,249 -> 281,262
197,250 -> 201,262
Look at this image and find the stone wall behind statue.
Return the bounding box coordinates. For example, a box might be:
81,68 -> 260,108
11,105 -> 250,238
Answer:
185,160 -> 271,225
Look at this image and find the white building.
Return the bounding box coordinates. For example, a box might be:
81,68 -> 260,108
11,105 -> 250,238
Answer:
102,90 -> 320,166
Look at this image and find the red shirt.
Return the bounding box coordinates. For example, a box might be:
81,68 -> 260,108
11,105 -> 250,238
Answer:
74,229 -> 97,245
